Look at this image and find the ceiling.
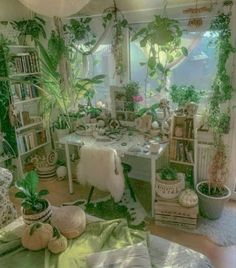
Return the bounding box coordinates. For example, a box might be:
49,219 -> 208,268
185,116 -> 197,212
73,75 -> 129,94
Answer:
79,0 -> 214,15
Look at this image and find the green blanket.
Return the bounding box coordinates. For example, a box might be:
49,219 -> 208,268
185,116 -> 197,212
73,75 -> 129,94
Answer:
0,219 -> 147,268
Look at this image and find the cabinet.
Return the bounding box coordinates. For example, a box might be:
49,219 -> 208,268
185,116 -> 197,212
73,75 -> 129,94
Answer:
7,46 -> 50,176
169,114 -> 197,187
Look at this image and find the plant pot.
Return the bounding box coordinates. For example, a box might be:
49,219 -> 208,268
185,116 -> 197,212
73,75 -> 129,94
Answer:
156,173 -> 185,199
55,128 -> 70,141
196,181 -> 231,220
22,200 -> 52,225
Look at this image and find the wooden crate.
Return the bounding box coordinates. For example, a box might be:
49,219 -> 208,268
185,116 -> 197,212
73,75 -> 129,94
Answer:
154,197 -> 198,229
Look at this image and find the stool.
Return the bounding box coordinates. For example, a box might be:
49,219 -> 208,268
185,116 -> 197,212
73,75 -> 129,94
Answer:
122,163 -> 136,202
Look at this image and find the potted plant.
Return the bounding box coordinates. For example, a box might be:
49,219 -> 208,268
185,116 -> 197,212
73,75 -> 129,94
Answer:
196,13 -> 234,220
169,84 -> 203,110
156,166 -> 185,199
15,170 -> 52,224
11,16 -> 46,45
123,81 -> 140,112
53,114 -> 70,140
196,139 -> 231,219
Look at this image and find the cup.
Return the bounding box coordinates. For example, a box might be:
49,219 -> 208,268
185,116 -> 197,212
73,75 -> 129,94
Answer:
149,141 -> 160,153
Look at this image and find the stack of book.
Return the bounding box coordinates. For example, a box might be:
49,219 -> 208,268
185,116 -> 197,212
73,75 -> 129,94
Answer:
10,52 -> 40,74
12,83 -> 39,101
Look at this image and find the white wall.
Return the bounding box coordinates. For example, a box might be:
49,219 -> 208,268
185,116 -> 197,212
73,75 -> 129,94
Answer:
0,0 -> 30,20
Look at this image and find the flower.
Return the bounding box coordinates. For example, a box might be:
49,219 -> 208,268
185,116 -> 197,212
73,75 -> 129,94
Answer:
132,95 -> 143,103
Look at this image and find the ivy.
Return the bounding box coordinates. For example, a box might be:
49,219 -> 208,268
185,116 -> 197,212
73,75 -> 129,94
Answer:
0,34 -> 17,154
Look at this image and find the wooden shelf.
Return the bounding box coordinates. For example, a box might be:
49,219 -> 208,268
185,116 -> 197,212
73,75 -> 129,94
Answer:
170,160 -> 194,166
9,72 -> 41,78
172,137 -> 194,141
16,121 -> 43,132
19,141 -> 50,156
14,97 -> 40,105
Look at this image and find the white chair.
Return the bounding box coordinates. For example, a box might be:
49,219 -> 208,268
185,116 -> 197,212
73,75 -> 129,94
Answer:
76,145 -> 125,203
0,167 -> 17,228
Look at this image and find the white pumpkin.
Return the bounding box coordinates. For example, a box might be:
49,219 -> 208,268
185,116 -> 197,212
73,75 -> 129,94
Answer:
21,222 -> 53,251
178,189 -> 198,208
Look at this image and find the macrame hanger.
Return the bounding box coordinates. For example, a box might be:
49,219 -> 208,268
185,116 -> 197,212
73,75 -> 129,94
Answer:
161,0 -> 168,17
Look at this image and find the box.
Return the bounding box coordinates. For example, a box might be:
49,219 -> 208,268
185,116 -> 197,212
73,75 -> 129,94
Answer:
155,196 -> 198,229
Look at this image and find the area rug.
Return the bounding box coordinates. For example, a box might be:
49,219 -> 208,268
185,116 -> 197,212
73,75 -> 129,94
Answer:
63,189 -> 148,230
191,207 -> 236,247
157,207 -> 236,247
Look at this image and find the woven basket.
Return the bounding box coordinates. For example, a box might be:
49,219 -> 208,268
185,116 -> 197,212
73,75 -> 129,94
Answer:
156,173 -> 185,199
22,200 -> 52,225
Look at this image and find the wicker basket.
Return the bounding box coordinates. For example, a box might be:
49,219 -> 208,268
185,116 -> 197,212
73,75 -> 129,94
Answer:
156,173 -> 185,199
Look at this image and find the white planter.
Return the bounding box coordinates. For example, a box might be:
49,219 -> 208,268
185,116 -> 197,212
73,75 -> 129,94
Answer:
55,128 -> 70,140
156,173 -> 185,199
196,181 -> 231,220
22,200 -> 52,225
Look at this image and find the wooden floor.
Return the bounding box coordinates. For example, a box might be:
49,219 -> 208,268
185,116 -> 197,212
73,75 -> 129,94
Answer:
9,178 -> 236,268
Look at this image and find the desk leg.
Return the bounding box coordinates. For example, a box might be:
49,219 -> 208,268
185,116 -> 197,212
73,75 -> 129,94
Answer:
65,142 -> 73,194
151,156 -> 156,217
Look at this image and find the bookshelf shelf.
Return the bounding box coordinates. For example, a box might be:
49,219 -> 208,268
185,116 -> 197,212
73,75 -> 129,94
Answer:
9,72 -> 41,78
172,137 -> 194,141
19,141 -> 50,156
170,160 -> 194,166
16,121 -> 43,132
14,97 -> 40,105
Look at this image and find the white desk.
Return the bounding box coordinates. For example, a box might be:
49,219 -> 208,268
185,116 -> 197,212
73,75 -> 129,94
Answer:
59,132 -> 168,216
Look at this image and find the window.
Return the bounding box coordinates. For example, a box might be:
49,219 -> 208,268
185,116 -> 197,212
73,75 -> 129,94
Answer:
130,29 -> 218,107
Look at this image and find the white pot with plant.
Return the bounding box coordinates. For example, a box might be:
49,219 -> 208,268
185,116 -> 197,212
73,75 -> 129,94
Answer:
196,140 -> 231,220
54,114 -> 70,141
156,167 -> 185,199
15,171 -> 52,224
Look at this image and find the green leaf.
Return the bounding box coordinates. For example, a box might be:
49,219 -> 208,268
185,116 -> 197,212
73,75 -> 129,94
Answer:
15,191 -> 27,199
148,57 -> 156,70
38,189 -> 49,197
181,46 -> 188,56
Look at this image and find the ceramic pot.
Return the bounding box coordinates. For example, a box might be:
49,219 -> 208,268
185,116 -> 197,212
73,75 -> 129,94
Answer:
22,200 -> 52,225
55,128 -> 70,141
196,181 -> 231,220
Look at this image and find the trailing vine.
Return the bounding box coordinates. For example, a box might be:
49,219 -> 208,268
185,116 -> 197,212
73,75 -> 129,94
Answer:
102,1 -> 130,82
209,13 -> 235,138
0,34 -> 17,154
206,13 -> 236,194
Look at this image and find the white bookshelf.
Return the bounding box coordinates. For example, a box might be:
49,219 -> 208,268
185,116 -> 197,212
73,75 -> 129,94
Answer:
6,45 -> 51,176
169,114 -> 197,187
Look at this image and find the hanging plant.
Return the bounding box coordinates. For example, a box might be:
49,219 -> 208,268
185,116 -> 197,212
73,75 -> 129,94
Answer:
102,1 -> 130,81
131,15 -> 187,93
0,34 -> 17,155
64,17 -> 96,54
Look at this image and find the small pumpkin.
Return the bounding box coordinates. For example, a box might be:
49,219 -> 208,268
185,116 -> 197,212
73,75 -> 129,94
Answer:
48,227 -> 68,254
21,222 -> 53,251
178,189 -> 198,208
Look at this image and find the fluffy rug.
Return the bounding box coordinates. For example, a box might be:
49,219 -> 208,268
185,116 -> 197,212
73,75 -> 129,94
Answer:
191,207 -> 236,247
63,189 -> 147,230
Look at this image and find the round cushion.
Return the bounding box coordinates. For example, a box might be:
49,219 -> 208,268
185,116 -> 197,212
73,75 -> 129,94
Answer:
178,189 -> 198,208
51,206 -> 86,239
